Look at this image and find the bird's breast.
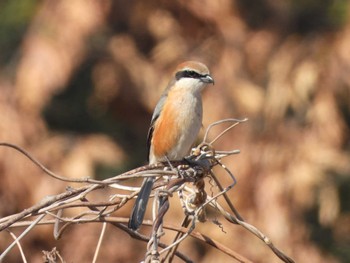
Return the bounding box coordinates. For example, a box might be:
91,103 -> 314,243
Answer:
150,90 -> 203,163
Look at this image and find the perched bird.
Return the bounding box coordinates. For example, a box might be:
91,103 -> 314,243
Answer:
128,61 -> 214,230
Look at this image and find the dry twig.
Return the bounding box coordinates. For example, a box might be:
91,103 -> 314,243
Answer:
0,119 -> 294,263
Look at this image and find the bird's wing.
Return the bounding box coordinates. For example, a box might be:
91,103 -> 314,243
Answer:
146,78 -> 174,162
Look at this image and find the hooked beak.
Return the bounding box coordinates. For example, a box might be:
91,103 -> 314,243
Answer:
201,74 -> 215,85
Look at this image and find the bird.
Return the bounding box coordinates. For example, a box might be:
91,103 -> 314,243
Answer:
128,61 -> 214,230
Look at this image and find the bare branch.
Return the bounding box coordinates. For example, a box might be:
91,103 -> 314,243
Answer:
0,119 -> 294,263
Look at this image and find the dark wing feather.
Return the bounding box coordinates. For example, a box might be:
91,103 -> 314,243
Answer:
146,124 -> 155,162
146,90 -> 168,161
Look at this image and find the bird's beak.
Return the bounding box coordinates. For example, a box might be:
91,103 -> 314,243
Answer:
201,74 -> 215,85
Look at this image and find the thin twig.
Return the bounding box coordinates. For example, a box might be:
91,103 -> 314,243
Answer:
92,222 -> 107,263
202,118 -> 248,144
0,214 -> 46,262
6,231 -> 27,263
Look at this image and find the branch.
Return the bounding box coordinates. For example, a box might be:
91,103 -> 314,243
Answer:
0,119 -> 294,263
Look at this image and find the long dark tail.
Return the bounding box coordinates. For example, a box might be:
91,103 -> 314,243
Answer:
128,177 -> 155,230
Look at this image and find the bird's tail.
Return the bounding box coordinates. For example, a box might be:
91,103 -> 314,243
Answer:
128,177 -> 155,230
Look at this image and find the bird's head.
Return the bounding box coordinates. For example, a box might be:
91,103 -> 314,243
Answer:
173,61 -> 214,94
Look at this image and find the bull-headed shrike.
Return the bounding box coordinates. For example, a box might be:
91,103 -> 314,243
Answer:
128,61 -> 214,230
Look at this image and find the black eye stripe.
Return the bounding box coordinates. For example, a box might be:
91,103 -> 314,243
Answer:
175,70 -> 204,80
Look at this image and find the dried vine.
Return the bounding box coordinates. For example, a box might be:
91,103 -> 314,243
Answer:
0,119 -> 294,263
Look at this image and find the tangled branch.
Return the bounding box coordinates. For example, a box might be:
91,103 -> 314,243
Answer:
0,119 -> 294,263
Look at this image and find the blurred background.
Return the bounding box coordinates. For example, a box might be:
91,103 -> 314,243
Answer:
0,0 -> 349,262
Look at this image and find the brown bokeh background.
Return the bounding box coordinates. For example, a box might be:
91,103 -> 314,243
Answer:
0,0 -> 350,262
